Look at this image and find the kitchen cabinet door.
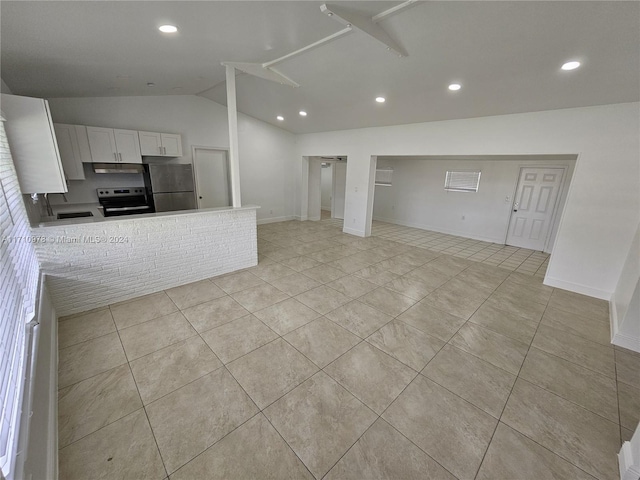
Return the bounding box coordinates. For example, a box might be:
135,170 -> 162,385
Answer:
1,94 -> 67,193
75,125 -> 93,163
53,123 -> 85,180
160,133 -> 182,157
114,129 -> 142,163
138,131 -> 162,156
87,126 -> 118,163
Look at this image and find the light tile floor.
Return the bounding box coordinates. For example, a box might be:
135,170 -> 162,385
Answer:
57,219 -> 639,480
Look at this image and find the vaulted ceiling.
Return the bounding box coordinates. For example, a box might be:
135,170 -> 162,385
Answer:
2,1 -> 638,134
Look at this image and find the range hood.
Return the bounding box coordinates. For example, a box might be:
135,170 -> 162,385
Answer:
93,163 -> 145,174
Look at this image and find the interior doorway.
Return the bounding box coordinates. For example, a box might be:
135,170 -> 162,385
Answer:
192,147 -> 231,209
307,156 -> 347,221
320,163 -> 333,218
506,167 -> 565,251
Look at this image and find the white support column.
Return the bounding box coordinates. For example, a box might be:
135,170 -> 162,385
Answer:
300,156 -> 309,221
226,65 -> 242,207
364,155 -> 378,237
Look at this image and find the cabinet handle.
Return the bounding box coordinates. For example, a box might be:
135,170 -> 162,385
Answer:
114,152 -> 118,162
118,153 -> 122,162
162,146 -> 166,155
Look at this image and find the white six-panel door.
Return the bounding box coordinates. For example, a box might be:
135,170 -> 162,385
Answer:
506,167 -> 564,251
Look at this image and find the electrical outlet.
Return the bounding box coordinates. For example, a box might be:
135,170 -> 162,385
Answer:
355,187 -> 359,193
353,218 -> 356,224
462,215 -> 465,220
269,209 -> 273,214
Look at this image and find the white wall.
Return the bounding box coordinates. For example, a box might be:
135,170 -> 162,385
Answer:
307,159 -> 322,221
296,102 -> 640,299
611,222 -> 640,352
321,163 -> 332,210
51,164 -> 144,205
47,95 -> 297,223
333,162 -> 347,220
373,156 -> 575,249
1,78 -> 12,94
0,111 -> 41,480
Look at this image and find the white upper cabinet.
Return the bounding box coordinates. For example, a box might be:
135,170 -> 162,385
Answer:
114,129 -> 142,163
138,131 -> 162,156
53,124 -> 91,180
87,126 -> 142,163
160,133 -> 182,157
139,130 -> 182,157
87,126 -> 117,162
1,93 -> 67,194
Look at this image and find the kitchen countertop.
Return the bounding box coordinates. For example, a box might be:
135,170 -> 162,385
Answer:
36,204 -> 260,228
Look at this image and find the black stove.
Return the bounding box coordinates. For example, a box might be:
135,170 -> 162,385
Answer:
97,187 -> 154,217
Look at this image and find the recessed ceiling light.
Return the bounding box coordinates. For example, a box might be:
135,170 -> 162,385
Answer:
561,61 -> 581,71
147,82 -> 155,87
159,25 -> 178,33
299,111 -> 307,116
276,115 -> 284,121
375,97 -> 386,103
448,83 -> 462,91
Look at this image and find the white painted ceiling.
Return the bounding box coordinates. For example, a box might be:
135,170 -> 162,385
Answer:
2,1 -> 638,134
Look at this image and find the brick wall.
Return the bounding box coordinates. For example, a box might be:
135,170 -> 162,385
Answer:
33,208 -> 258,316
1,114 -> 41,477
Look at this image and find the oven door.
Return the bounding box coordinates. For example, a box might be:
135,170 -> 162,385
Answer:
103,205 -> 153,217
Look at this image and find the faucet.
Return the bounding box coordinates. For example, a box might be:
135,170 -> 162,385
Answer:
43,193 -> 54,217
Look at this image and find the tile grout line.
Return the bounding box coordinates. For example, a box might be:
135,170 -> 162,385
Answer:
113,310 -> 170,480
470,286 -> 553,480
60,219 -> 587,478
469,287 -> 619,480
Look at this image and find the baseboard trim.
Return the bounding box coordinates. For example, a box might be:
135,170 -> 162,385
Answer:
543,275 -> 611,300
619,427 -> 640,480
612,331 -> 640,353
256,215 -> 295,225
342,227 -> 365,237
372,215 -> 504,244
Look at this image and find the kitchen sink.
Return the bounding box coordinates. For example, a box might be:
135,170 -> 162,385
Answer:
57,211 -> 94,219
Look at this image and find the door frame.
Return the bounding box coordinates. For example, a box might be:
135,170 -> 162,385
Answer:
191,145 -> 231,209
504,165 -> 567,252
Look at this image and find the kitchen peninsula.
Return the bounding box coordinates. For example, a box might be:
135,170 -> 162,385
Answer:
32,205 -> 259,316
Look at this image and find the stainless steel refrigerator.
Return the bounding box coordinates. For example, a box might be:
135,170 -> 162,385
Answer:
146,164 -> 197,212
